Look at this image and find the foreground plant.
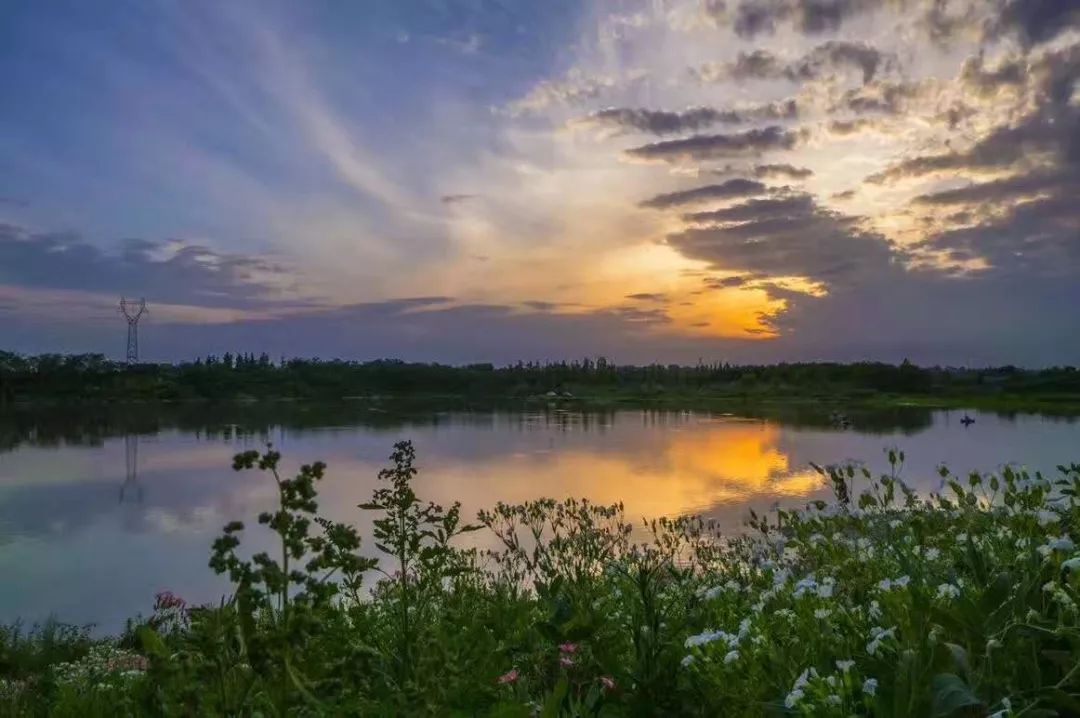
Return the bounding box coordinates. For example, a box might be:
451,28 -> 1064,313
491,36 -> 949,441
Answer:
1,444 -> 1077,716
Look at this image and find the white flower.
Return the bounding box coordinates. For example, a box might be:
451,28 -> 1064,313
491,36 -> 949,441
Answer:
817,577 -> 836,599
894,575 -> 911,587
794,576 -> 819,597
785,689 -> 804,708
1049,537 -> 1076,552
868,600 -> 882,620
925,547 -> 941,561
1062,556 -> 1080,573
827,694 -> 842,706
836,659 -> 855,672
724,650 -> 739,664
725,578 -> 742,592
889,519 -> 902,529
1037,510 -> 1060,526
877,578 -> 892,591
863,678 -> 878,696
957,532 -> 968,542
936,583 -> 961,601
815,608 -> 832,620
681,654 -> 695,667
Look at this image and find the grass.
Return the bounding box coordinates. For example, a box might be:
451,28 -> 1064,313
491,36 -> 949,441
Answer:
1,444 -> 1079,716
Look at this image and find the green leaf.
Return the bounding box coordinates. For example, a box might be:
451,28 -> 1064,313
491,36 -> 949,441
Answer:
540,678 -> 570,718
136,625 -> 167,659
931,673 -> 984,717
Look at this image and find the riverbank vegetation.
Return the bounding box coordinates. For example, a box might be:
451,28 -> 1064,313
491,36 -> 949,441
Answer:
3,351 -> 1080,410
2,442 -> 1079,716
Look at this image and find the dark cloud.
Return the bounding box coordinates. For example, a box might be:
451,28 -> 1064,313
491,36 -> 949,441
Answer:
682,195 -> 816,223
911,170 -> 1074,206
703,274 -> 765,289
866,111 -> 1074,183
959,55 -> 1025,98
625,127 -> 799,164
838,80 -> 925,114
625,292 -> 668,301
721,0 -> 881,38
666,193 -> 898,285
577,100 -> 797,135
521,300 -> 560,311
753,163 -> 814,179
440,193 -> 477,204
0,223 -> 292,309
994,0 -> 1080,47
639,179 -> 768,209
791,41 -> 889,84
700,41 -> 889,85
827,117 -> 880,135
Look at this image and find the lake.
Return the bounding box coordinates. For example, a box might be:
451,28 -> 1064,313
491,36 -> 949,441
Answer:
1,402 -> 1078,632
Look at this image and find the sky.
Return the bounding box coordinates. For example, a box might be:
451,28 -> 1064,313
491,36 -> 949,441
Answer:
1,0 -> 1078,366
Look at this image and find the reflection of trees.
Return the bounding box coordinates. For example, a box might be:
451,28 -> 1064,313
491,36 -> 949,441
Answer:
0,400 -> 948,455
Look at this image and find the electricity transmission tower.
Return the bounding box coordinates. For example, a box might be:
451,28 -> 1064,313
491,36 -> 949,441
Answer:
119,297 -> 147,364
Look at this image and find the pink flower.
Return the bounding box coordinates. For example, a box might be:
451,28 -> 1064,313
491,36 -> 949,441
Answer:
600,675 -> 616,692
558,642 -> 578,654
497,669 -> 519,685
560,656 -> 575,668
154,591 -> 186,611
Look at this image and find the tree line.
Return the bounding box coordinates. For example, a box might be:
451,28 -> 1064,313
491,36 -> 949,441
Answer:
1,350 -> 1079,403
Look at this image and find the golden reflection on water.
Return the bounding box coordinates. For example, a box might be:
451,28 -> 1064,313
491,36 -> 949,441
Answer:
317,418 -> 824,523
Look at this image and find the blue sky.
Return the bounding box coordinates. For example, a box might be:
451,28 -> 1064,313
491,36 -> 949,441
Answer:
1,0 -> 1079,365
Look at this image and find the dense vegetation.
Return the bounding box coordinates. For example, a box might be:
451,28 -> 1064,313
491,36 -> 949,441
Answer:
3,350 -> 1080,408
2,443 -> 1078,716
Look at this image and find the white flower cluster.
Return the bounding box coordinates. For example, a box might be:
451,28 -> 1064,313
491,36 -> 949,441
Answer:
866,626 -> 897,656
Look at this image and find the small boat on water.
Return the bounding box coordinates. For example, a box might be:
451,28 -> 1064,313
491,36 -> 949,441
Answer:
960,414 -> 975,427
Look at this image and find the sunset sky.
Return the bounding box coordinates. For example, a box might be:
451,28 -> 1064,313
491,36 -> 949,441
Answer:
1,0 -> 1078,365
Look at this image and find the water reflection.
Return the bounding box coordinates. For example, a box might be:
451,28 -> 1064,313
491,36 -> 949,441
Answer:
0,404 -> 1078,631
119,434 -> 143,504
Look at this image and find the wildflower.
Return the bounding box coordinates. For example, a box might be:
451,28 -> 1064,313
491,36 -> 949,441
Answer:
889,519 -> 902,529
894,575 -> 911,587
560,656 -> 575,668
725,578 -> 742,592
957,532 -> 968,542
817,576 -> 836,599
600,675 -> 616,692
785,689 -> 804,708
936,583 -> 961,601
558,642 -> 577,654
827,694 -> 842,706
497,669 -> 518,685
724,650 -> 740,664
814,608 -> 832,620
925,547 -> 941,560
863,678 -> 878,696
681,655 -> 695,667
868,600 -> 882,620
1037,510 -> 1060,526
794,576 -> 819,597
1049,537 -> 1076,552
836,660 -> 855,672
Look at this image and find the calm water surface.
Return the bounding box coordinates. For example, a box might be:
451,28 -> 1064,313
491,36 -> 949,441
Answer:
1,403 -> 1078,631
